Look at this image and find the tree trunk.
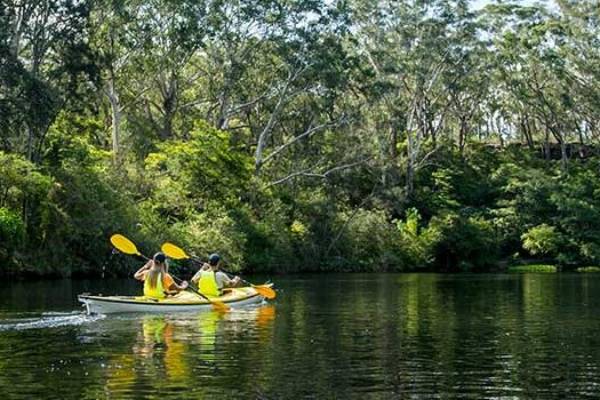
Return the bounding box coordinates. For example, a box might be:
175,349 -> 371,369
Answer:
543,128 -> 551,161
495,115 -> 504,148
158,74 -> 178,140
459,116 -> 468,156
521,115 -> 534,150
106,75 -> 121,165
406,128 -> 415,198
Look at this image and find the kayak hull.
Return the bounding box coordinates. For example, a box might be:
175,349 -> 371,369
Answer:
78,287 -> 267,314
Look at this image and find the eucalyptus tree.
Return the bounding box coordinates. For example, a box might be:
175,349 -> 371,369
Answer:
184,0 -> 358,184
91,0 -> 142,164
481,3 -> 588,169
351,0 -> 478,198
90,0 -> 212,162
0,0 -> 95,163
555,0 -> 600,143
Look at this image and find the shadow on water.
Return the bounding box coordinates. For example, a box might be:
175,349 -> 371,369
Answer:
0,274 -> 600,399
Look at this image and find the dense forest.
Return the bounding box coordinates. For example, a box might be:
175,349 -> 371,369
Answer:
1,0 -> 599,277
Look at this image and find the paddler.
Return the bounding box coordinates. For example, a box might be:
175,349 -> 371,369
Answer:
134,252 -> 188,299
191,253 -> 241,297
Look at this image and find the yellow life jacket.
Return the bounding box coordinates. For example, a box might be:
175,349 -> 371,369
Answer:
144,271 -> 165,299
198,270 -> 220,297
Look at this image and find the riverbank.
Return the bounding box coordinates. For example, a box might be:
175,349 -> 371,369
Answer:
4,262 -> 600,280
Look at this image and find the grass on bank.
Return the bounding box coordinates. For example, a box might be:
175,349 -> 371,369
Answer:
507,264 -> 558,273
576,266 -> 600,273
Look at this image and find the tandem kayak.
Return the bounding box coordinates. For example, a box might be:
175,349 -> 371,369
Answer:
78,286 -> 270,314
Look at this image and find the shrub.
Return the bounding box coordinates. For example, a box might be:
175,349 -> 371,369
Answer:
429,212 -> 500,271
329,208 -> 402,271
167,205 -> 247,272
521,224 -> 561,257
508,264 -> 557,273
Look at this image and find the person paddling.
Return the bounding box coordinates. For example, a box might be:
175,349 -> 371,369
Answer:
134,252 -> 188,299
191,253 -> 240,297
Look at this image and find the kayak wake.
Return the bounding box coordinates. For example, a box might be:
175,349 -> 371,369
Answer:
0,311 -> 105,331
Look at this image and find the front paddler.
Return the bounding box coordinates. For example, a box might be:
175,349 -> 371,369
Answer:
134,252 -> 188,299
191,253 -> 241,297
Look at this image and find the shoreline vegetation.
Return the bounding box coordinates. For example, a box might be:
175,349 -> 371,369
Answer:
2,1 -> 599,278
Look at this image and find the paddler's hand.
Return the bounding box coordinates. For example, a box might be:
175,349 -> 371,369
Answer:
181,281 -> 189,289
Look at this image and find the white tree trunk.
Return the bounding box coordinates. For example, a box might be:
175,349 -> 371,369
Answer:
106,76 -> 122,165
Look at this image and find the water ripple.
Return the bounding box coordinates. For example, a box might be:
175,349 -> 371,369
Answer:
0,311 -> 104,331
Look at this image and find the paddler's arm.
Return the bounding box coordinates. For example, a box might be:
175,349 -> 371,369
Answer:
133,260 -> 152,281
163,273 -> 188,295
190,270 -> 201,285
216,271 -> 241,288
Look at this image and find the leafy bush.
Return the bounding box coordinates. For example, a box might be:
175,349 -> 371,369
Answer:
428,212 -> 500,271
0,207 -> 24,238
521,224 -> 561,256
145,121 -> 253,213
170,205 -> 247,272
0,207 -> 24,251
395,208 -> 440,269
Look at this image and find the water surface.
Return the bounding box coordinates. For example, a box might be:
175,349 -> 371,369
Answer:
1,274 -> 599,399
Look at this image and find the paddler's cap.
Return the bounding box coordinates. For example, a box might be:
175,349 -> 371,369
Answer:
208,253 -> 220,266
153,252 -> 167,263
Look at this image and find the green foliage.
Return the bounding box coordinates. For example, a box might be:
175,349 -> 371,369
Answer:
1,0 -> 600,277
507,265 -> 558,273
395,208 -> 440,270
521,224 -> 561,256
168,205 -> 248,272
428,213 -> 500,272
0,207 -> 24,247
0,152 -> 53,208
0,206 -> 24,272
144,121 -> 252,218
331,208 -> 402,271
576,266 -> 600,273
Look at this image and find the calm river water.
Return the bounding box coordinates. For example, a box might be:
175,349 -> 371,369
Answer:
1,273 -> 599,399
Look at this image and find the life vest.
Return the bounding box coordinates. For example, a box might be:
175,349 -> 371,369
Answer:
198,270 -> 220,297
144,271 -> 165,299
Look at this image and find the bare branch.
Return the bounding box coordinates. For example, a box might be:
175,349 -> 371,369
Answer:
268,157 -> 372,187
254,65 -> 310,171
261,118 -> 349,166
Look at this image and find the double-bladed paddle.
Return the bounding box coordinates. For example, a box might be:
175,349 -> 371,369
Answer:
161,242 -> 276,300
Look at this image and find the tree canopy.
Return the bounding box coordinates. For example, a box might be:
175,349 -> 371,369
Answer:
1,0 -> 599,276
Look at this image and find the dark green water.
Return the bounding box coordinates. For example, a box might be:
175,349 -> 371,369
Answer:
1,274 -> 600,399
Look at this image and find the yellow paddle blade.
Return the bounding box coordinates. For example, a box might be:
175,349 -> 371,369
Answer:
110,234 -> 141,256
253,285 -> 276,300
161,242 -> 189,260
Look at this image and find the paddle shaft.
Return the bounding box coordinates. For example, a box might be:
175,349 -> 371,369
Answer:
170,275 -> 216,304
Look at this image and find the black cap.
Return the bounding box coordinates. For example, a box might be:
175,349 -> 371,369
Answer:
208,253 -> 220,266
153,252 -> 166,263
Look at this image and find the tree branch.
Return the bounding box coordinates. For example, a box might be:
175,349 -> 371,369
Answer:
268,157 -> 371,187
